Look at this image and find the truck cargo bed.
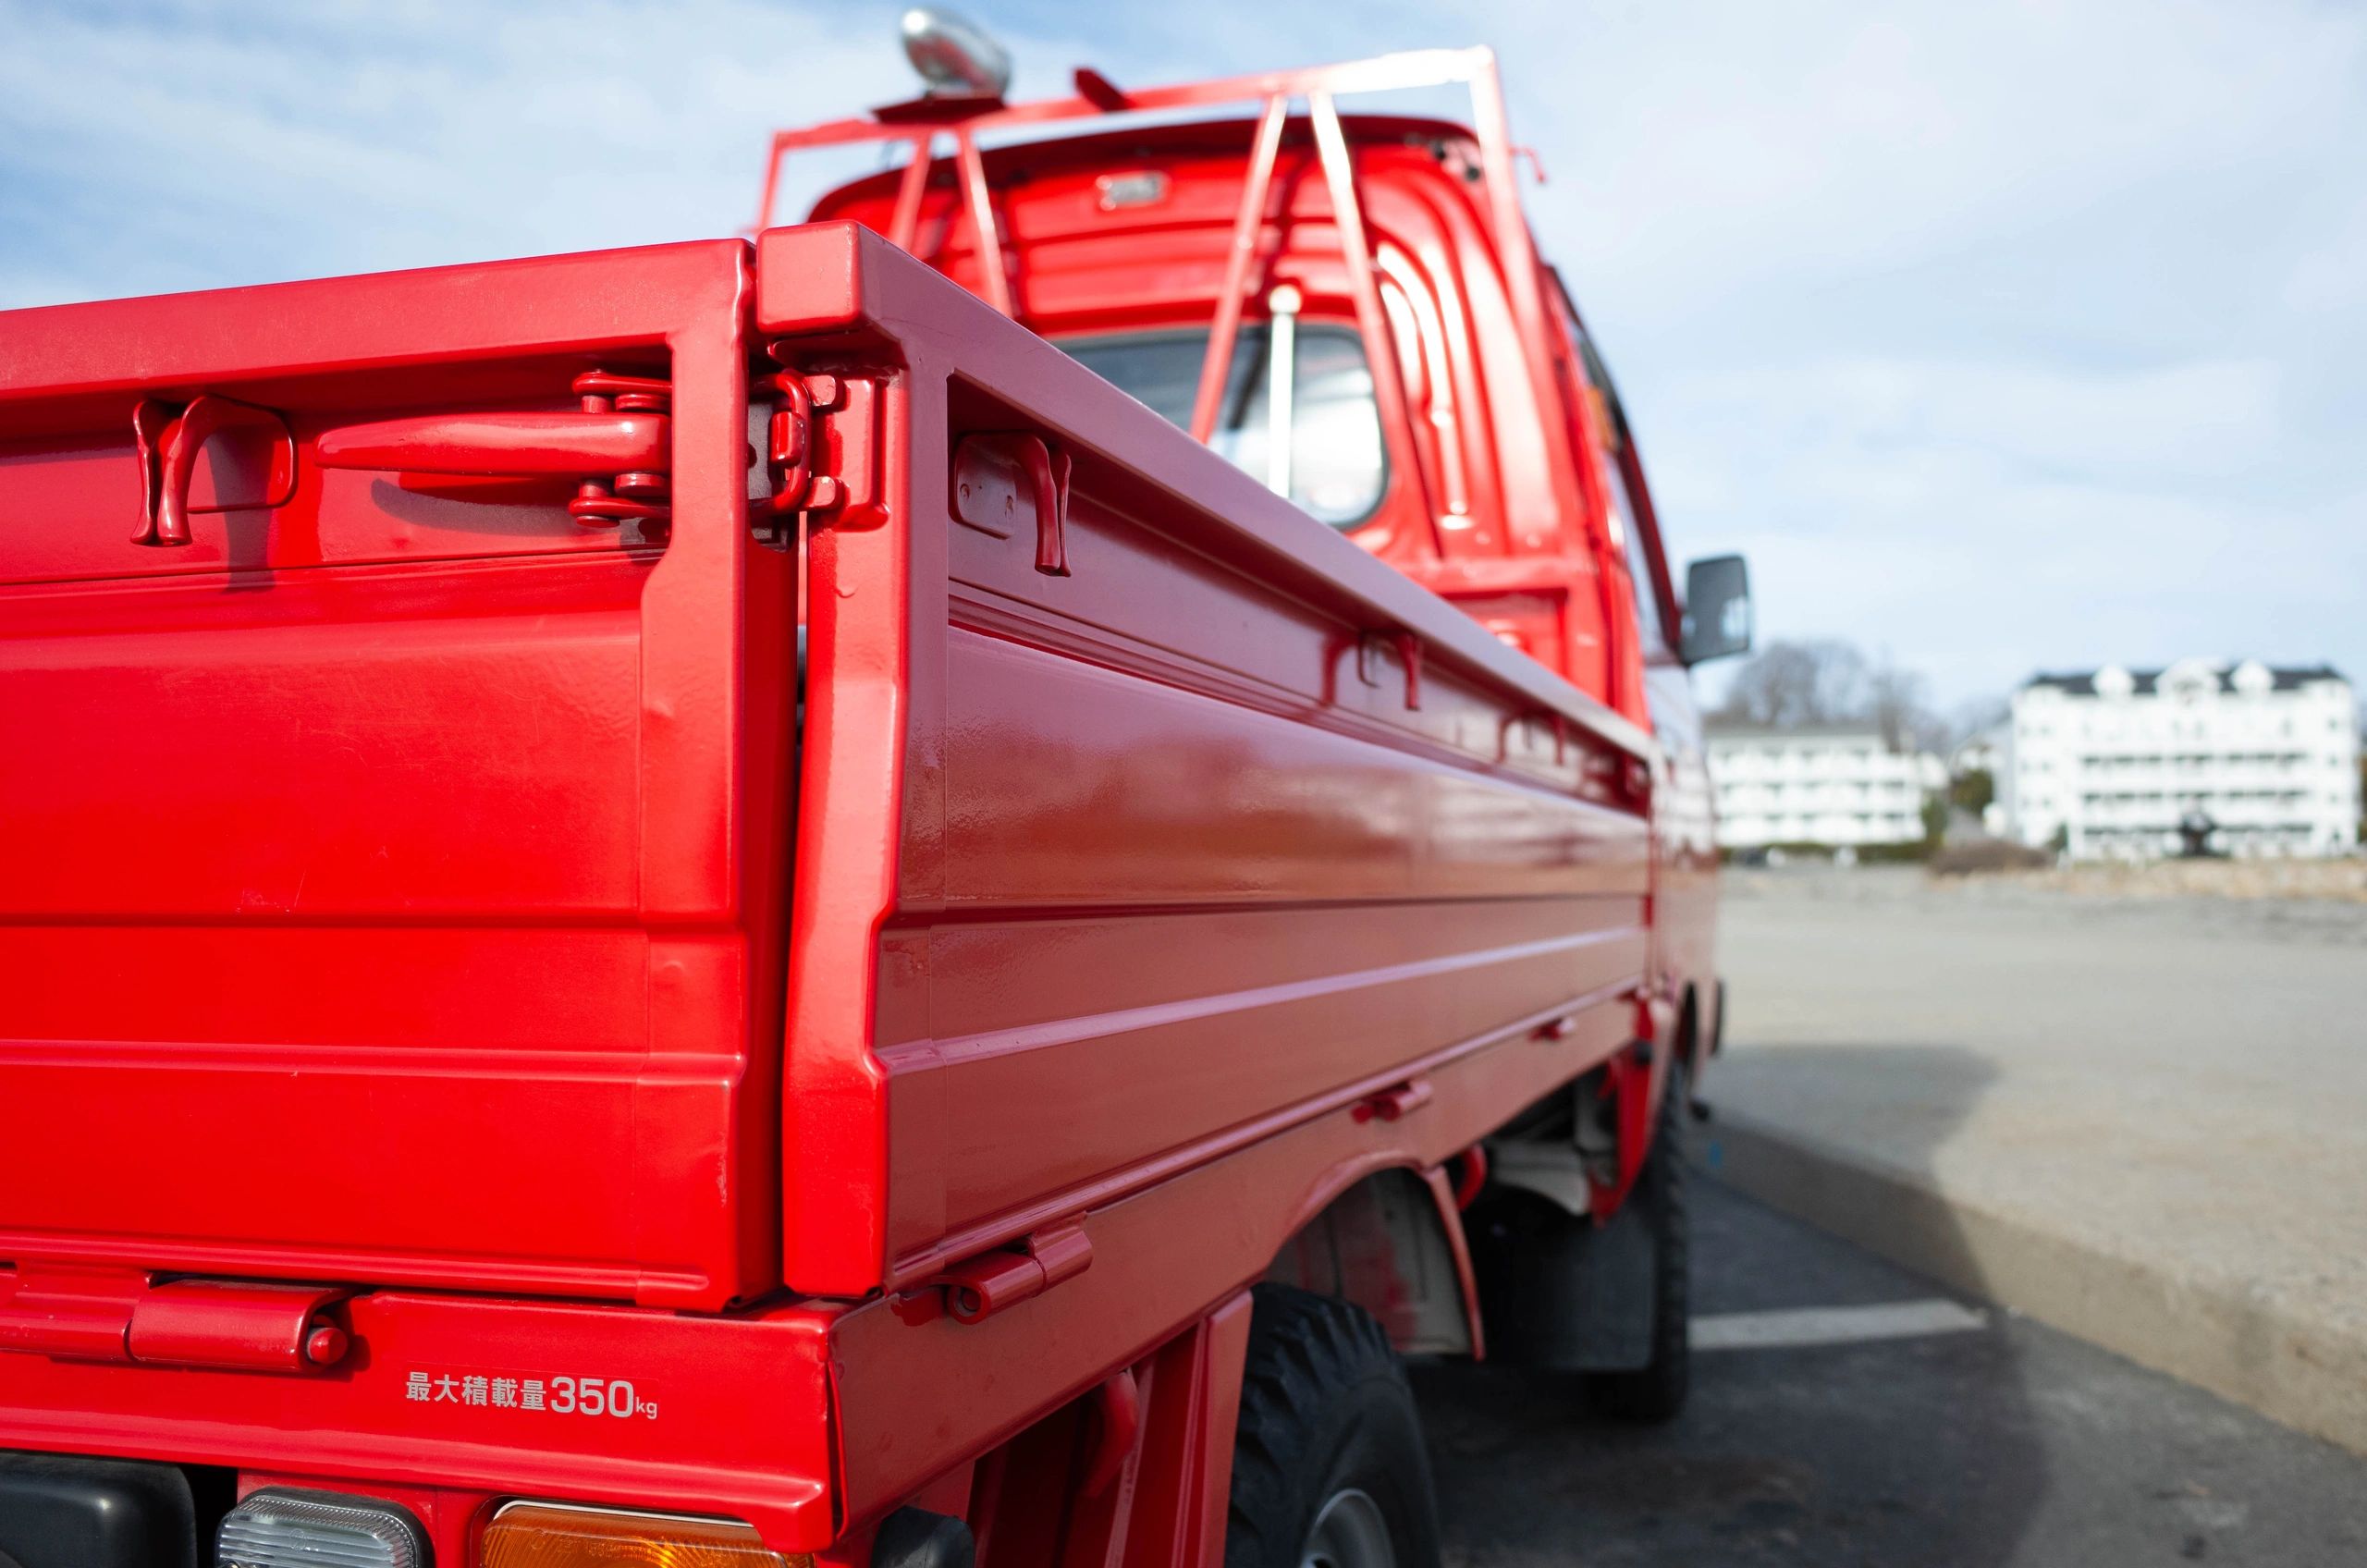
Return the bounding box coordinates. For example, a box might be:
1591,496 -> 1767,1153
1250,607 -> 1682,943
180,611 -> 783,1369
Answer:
0,223 -> 1653,1317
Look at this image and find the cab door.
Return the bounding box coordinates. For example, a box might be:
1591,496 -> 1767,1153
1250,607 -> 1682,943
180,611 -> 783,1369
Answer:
1552,288 -> 1722,1045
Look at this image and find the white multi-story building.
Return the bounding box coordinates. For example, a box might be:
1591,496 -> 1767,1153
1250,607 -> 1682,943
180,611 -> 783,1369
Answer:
2008,659 -> 2359,860
1706,723 -> 1946,851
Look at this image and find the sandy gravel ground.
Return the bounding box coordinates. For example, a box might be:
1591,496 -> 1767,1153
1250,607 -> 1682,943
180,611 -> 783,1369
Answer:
1703,864 -> 2367,1450
1951,857 -> 2367,903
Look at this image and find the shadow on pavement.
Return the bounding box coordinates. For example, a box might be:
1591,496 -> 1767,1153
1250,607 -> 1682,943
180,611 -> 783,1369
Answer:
1414,1043 -> 2046,1567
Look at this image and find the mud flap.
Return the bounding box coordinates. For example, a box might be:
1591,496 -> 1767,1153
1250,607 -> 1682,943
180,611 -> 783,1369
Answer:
1464,1182 -> 1658,1372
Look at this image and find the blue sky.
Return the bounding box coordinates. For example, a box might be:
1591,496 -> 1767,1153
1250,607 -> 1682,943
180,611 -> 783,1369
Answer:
6,0 -> 2361,707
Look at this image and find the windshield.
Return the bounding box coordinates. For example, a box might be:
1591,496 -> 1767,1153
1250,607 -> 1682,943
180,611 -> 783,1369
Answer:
1055,325 -> 1388,528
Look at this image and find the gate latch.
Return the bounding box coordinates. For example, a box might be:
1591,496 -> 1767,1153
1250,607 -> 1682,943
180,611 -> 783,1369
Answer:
758,349 -> 887,534
314,370 -> 672,529
950,432 -> 1072,576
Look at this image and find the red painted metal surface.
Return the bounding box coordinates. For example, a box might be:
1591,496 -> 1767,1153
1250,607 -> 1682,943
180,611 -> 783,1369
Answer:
0,41 -> 1719,1563
1079,1372 -> 1141,1500
753,223 -> 1652,1310
0,979 -> 1624,1555
0,241 -> 783,1312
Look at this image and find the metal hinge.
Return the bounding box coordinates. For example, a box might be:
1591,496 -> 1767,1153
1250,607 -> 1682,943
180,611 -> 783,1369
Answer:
0,1265 -> 351,1375
1353,1077 -> 1434,1124
758,348 -> 887,537
926,1221 -> 1093,1325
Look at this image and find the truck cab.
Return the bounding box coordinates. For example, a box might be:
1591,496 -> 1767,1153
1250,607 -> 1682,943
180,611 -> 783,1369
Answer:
792,94 -> 1746,1074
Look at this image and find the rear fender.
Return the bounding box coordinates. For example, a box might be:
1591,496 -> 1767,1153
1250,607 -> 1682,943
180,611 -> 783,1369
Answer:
1264,1165 -> 1480,1359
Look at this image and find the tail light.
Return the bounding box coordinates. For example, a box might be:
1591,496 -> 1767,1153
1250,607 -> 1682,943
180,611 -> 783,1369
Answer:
217,1488 -> 428,1568
478,1502 -> 810,1567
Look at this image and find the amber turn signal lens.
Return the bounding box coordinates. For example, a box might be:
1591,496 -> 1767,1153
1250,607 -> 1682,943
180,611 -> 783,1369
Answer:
479,1502 -> 812,1568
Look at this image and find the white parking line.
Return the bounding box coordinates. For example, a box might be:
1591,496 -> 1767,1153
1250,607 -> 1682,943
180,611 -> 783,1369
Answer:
1691,1299 -> 1989,1351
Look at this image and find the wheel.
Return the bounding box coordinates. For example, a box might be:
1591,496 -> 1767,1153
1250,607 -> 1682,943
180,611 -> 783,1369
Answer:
1584,1064 -> 1692,1422
1225,1284 -> 1442,1568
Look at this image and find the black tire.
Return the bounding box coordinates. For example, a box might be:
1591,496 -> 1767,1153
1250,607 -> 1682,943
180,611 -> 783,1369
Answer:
1226,1284 -> 1442,1568
1584,1065 -> 1692,1422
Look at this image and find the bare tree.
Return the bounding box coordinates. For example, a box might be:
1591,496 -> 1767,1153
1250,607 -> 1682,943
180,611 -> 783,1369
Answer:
1716,637 -> 1962,754
1870,652 -> 1968,754
1714,639 -> 1870,729
1867,655 -> 1934,753
1945,694 -> 2011,752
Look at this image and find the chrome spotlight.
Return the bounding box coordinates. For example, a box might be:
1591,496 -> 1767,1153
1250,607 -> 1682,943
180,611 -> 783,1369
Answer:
901,7 -> 1013,99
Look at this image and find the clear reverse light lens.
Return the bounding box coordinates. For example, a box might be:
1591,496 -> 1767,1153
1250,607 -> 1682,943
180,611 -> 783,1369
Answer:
218,1488 -> 428,1568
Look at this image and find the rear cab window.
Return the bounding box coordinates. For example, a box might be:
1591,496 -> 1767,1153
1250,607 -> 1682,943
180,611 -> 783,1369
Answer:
1056,324 -> 1387,528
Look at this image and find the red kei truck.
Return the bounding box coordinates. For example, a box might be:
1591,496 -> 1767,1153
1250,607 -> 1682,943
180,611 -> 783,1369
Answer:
0,18 -> 1752,1568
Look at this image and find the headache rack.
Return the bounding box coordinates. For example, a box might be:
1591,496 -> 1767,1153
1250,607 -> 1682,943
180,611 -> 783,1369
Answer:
751,47 -> 1565,532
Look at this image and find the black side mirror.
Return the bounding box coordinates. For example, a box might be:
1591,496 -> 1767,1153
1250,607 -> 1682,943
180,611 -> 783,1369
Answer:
1680,554 -> 1752,665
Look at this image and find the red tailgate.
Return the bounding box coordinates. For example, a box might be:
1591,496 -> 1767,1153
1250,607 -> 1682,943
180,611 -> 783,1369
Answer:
0,242 -> 790,1310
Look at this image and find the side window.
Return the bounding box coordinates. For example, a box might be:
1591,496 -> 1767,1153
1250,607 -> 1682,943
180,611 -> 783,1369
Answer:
1569,327 -> 1672,659
1600,436 -> 1670,657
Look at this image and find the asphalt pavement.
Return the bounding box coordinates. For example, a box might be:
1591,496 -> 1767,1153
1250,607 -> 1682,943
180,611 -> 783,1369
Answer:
1415,1178 -> 2367,1567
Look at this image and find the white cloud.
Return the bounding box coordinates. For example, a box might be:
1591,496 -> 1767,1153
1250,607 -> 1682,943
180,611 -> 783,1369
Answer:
0,0 -> 1130,300
1666,355 -> 2282,492
1513,0 -> 2364,324
3,0 -> 2361,702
